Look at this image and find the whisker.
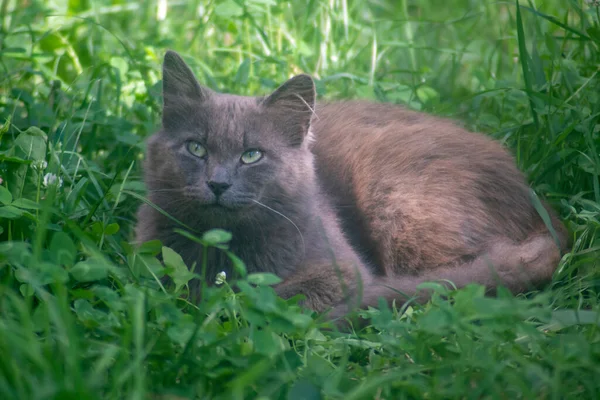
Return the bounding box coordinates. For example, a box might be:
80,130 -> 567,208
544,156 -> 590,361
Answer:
257,193 -> 296,201
149,196 -> 196,212
251,199 -> 306,258
292,92 -> 319,121
147,189 -> 186,193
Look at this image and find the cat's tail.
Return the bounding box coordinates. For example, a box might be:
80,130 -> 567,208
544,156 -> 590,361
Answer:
331,214 -> 570,319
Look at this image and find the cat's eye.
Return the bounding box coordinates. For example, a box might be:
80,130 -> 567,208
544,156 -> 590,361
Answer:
240,149 -> 263,164
186,141 -> 207,158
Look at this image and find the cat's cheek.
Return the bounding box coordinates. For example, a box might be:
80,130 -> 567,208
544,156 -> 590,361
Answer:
176,160 -> 210,190
182,185 -> 215,206
239,166 -> 277,196
239,162 -> 272,180
273,153 -> 314,189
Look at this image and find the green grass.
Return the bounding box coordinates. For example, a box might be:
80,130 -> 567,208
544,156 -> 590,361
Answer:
1,0 -> 600,398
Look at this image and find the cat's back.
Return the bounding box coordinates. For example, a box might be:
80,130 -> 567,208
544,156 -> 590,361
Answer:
311,100 -> 527,205
311,101 -> 513,180
310,100 -> 545,273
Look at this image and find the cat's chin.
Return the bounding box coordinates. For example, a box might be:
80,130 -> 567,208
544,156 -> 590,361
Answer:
200,198 -> 255,211
203,203 -> 240,211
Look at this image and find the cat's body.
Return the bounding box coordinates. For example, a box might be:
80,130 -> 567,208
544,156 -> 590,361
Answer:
312,101 -> 560,273
136,51 -> 569,316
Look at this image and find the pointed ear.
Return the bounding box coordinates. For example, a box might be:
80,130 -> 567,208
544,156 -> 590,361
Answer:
162,50 -> 210,102
262,74 -> 316,146
162,51 -> 212,130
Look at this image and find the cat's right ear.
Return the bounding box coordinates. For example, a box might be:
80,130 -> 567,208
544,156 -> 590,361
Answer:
162,50 -> 210,103
261,74 -> 316,147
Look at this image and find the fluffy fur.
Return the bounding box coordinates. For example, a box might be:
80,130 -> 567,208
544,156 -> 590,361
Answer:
135,50 -> 569,317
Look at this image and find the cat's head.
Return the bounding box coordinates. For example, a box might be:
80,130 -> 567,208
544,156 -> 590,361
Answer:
144,50 -> 317,224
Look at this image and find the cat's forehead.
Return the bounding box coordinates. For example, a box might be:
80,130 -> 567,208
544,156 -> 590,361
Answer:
210,92 -> 259,111
201,93 -> 269,148
164,91 -> 280,152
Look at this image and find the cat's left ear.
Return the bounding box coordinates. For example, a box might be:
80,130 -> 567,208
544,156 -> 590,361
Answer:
162,50 -> 211,102
261,74 -> 316,146
162,50 -> 213,130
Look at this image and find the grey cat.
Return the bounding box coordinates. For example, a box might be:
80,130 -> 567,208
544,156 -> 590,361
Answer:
135,50 -> 569,318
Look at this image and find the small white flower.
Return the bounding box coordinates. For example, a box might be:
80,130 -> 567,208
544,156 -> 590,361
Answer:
32,160 -> 48,171
197,4 -> 205,17
43,173 -> 63,188
156,0 -> 167,21
215,271 -> 227,286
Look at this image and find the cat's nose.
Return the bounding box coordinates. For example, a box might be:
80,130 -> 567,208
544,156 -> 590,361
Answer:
207,181 -> 231,196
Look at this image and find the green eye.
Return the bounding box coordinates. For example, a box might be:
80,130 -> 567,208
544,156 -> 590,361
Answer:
186,141 -> 207,158
240,149 -> 263,164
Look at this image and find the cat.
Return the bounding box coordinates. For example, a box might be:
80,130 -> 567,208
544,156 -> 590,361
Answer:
135,50 -> 569,319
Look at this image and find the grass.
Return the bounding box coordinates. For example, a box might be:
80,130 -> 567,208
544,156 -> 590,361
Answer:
1,0 -> 600,398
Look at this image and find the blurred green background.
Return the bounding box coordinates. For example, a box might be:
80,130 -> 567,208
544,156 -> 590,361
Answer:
0,1 -> 599,398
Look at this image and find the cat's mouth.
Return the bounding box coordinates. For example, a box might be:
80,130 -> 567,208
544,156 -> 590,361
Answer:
206,200 -> 236,209
200,201 -> 254,214
211,197 -> 255,210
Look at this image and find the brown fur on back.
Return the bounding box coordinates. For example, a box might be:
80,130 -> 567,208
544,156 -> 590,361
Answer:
136,51 -> 569,318
311,101 -> 564,275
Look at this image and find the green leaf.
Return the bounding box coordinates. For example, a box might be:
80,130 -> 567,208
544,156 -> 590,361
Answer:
50,231 -> 77,267
0,205 -> 24,219
253,329 -> 286,357
90,221 -> 103,235
515,0 -> 539,129
288,379 -> 322,400
167,322 -> 196,347
104,222 -> 120,235
12,198 -> 40,210
70,258 -> 109,282
74,299 -> 120,328
416,308 -> 452,334
137,239 -> 163,255
214,0 -> 243,18
65,177 -> 89,212
247,273 -> 282,286
92,286 -> 124,311
162,246 -> 196,292
530,189 -> 562,250
131,253 -> 164,279
587,26 -> 600,44
542,310 -> 600,332
14,127 -> 47,161
110,56 -> 129,78
202,229 -> 232,245
15,261 -> 69,285
226,251 -> 247,277
0,152 -> 28,163
0,241 -> 32,264
228,358 -> 273,392
19,283 -> 34,297
416,281 -> 451,295
416,85 -> 439,104
0,185 -> 12,205
0,114 -> 10,139
283,312 -> 313,329
235,58 -> 250,86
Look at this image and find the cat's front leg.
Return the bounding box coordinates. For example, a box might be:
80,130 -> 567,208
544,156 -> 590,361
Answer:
274,260 -> 371,313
